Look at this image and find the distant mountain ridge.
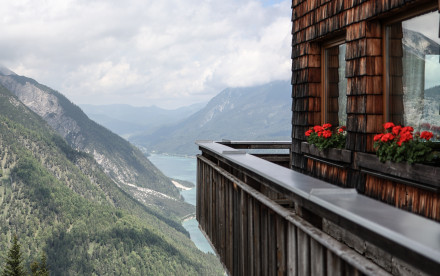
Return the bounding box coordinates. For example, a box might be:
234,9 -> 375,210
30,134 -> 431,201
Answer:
403,28 -> 440,57
0,67 -> 192,219
80,103 -> 205,139
129,80 -> 292,155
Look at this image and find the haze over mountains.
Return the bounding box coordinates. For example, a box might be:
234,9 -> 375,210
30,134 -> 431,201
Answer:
0,67 -> 223,274
80,103 -> 204,139
83,80 -> 293,155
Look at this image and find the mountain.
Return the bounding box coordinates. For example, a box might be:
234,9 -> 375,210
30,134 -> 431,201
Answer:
425,85 -> 440,98
130,80 -> 292,155
403,28 -> 440,57
0,69 -> 192,219
79,103 -> 205,139
0,85 -> 223,275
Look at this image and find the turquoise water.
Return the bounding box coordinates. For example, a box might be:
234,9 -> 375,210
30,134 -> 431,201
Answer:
147,154 -> 214,254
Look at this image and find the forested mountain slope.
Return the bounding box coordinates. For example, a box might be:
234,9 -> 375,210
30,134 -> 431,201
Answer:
0,85 -> 223,275
0,69 -> 191,218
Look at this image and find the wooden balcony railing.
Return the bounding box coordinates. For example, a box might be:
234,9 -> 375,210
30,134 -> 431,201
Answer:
218,140 -> 291,167
196,141 -> 440,276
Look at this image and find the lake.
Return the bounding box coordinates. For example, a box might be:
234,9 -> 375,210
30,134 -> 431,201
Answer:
147,154 -> 214,254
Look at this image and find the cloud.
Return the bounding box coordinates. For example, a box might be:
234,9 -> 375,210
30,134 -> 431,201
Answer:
0,0 -> 291,108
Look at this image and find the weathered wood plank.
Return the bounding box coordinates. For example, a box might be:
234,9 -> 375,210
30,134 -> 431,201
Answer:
212,170 -> 218,249
208,165 -> 213,240
196,158 -> 201,223
311,239 -> 325,276
227,178 -> 233,272
240,190 -> 247,276
233,185 -> 240,276
248,197 -> 254,276
268,211 -> 276,276
254,201 -> 262,276
297,229 -> 311,275
287,223 -> 297,276
276,215 -> 286,276
196,158 -> 200,222
218,172 -> 225,258
200,161 -> 205,230
261,206 -> 269,276
327,250 -> 343,276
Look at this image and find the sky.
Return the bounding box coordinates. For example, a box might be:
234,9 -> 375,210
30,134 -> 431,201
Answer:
0,0 -> 292,109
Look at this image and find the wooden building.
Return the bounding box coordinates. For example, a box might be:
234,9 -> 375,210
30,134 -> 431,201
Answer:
196,1 -> 440,275
291,0 -> 440,221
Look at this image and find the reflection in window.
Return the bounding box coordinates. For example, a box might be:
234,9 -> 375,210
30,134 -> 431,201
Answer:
386,11 -> 440,136
324,43 -> 347,127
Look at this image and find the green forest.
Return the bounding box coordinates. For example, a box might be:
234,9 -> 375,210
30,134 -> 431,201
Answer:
0,85 -> 223,275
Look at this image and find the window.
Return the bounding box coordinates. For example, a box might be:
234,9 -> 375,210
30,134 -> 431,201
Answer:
322,41 -> 347,127
386,10 -> 440,134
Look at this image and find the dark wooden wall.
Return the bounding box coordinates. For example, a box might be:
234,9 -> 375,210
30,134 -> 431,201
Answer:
364,174 -> 440,220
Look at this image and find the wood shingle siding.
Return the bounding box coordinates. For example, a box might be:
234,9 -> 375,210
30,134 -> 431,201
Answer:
291,0 -> 435,160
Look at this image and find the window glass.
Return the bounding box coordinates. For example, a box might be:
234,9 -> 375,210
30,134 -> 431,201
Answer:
324,43 -> 347,127
387,11 -> 440,134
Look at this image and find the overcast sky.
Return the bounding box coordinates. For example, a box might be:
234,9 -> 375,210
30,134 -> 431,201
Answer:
0,0 -> 292,109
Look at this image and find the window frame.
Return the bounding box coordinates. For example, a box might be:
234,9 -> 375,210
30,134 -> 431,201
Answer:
382,2 -> 439,122
321,36 -> 347,125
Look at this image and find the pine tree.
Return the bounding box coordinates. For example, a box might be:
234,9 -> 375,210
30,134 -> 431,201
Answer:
2,235 -> 26,276
30,252 -> 49,276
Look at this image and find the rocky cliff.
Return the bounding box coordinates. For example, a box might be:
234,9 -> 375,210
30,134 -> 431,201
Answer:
0,69 -> 192,218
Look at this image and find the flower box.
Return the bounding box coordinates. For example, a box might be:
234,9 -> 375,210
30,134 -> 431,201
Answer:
356,152 -> 440,189
301,142 -> 352,163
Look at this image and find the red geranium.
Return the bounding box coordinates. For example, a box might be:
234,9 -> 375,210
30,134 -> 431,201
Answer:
374,133 -> 383,141
401,126 -> 414,133
305,123 -> 346,150
397,131 -> 413,146
420,131 -> 433,141
392,126 -> 402,135
322,130 -> 332,138
381,133 -> 395,142
383,122 -> 395,129
314,125 -> 324,132
374,122 -> 436,164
